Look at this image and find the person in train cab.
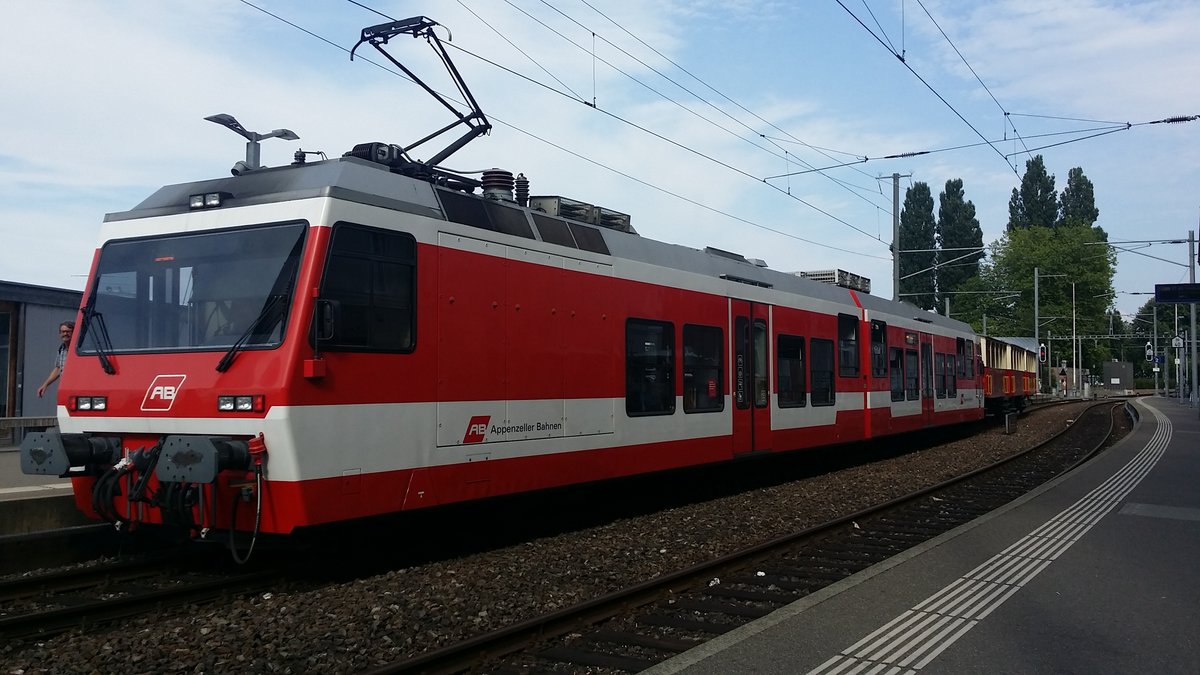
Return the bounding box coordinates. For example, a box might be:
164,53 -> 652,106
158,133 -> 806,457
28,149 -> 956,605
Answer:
37,321 -> 74,398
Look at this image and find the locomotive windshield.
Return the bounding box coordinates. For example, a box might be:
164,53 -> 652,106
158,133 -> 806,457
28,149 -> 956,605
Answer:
77,222 -> 307,354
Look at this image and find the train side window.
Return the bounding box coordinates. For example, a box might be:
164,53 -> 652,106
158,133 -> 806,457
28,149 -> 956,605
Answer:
904,349 -> 919,400
837,314 -> 859,377
810,338 -> 836,406
625,319 -> 675,416
956,337 -> 966,377
683,324 -> 723,413
947,355 -> 957,396
778,334 -> 807,408
935,354 -> 947,399
319,223 -> 416,352
889,347 -> 904,402
870,320 -> 887,378
967,341 -> 975,379
753,319 -> 768,408
921,344 -> 934,399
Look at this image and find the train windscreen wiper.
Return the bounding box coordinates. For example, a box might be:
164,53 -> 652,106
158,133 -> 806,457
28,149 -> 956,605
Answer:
80,301 -> 116,375
215,294 -> 287,373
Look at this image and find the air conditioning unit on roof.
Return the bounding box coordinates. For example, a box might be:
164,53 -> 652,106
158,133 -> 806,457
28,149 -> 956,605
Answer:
795,269 -> 871,294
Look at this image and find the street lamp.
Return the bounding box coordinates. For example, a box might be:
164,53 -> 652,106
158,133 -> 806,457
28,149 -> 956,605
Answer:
204,113 -> 299,174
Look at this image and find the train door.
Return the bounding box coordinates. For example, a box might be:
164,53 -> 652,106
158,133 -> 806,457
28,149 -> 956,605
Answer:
731,300 -> 771,454
920,334 -> 935,423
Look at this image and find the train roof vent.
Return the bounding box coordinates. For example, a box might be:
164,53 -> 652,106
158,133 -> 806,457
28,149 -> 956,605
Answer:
794,268 -> 871,294
704,246 -> 750,263
528,196 -> 636,234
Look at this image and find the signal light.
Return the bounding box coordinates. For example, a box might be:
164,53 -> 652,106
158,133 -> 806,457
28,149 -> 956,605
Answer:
1145,342 -> 1154,362
1038,343 -> 1047,363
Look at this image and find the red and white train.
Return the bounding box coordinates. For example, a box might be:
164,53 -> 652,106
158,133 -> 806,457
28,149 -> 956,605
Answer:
20,17 -> 1036,554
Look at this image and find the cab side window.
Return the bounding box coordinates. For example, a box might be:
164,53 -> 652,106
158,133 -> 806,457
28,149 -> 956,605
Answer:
319,223 -> 415,352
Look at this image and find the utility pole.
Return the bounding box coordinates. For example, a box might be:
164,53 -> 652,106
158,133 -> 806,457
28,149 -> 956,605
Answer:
888,172 -> 912,302
1034,266 -> 1039,391
1190,229 -> 1197,406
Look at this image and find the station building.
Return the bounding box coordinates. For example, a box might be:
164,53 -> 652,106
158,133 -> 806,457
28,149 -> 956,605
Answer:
1,280 -> 83,444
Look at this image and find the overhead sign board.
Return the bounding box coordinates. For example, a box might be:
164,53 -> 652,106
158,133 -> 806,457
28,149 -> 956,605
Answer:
1154,283 -> 1200,304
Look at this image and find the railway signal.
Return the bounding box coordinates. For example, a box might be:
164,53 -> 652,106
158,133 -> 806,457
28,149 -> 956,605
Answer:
1039,343 -> 1047,363
1145,342 -> 1154,362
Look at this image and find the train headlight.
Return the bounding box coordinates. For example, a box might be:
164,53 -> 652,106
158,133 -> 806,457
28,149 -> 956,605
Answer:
217,394 -> 265,413
189,192 -> 228,209
71,396 -> 107,411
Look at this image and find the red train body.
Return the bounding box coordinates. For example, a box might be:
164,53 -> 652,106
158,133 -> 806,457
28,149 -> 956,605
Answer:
18,156 -> 1043,542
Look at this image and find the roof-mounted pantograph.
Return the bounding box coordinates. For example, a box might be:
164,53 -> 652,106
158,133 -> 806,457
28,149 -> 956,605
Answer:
349,16 -> 491,188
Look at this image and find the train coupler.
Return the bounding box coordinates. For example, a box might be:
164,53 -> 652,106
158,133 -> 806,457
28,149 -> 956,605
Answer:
20,431 -> 121,476
157,435 -> 261,484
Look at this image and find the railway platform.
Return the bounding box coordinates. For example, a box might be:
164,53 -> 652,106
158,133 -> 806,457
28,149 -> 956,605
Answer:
647,397 -> 1200,675
0,444 -> 90,535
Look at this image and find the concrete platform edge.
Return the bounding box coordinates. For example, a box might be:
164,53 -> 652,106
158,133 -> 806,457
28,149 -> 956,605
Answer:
0,494 -> 95,536
643,402 -> 1145,675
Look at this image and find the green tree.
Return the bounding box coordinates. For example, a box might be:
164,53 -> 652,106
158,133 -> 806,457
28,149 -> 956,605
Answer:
899,181 -> 937,310
936,178 -> 984,301
984,225 -> 1114,360
1057,167 -> 1099,228
1007,155 -> 1057,231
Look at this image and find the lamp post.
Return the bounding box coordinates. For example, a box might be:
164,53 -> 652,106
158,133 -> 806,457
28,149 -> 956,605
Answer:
204,113 -> 299,172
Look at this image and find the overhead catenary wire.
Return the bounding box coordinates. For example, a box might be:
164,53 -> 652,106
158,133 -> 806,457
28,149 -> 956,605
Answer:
239,0 -> 889,259
764,122 -> 1134,180
444,40 -> 884,241
914,0 -> 1032,159
457,0 -> 585,101
352,0 -> 889,243
576,0 -> 894,209
499,0 -> 789,162
834,0 -> 1019,176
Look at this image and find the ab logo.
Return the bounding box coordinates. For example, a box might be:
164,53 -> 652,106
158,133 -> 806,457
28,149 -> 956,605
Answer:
141,374 -> 186,412
463,416 -> 490,444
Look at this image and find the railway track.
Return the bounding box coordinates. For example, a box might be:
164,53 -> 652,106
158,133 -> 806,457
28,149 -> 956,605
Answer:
0,552 -> 277,641
364,399 -> 1131,674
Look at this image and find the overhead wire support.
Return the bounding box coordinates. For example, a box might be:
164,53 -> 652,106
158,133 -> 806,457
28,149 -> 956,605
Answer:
569,0 -> 890,212
835,0 -> 1018,177
350,16 -> 492,168
1145,115 -> 1199,125
456,0 -> 585,102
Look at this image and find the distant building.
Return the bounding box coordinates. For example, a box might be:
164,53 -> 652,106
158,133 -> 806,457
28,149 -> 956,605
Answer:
1,280 -> 83,434
1102,361 -> 1135,394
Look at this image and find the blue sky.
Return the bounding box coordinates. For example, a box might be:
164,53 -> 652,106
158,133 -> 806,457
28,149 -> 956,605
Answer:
2,1 -> 1198,324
